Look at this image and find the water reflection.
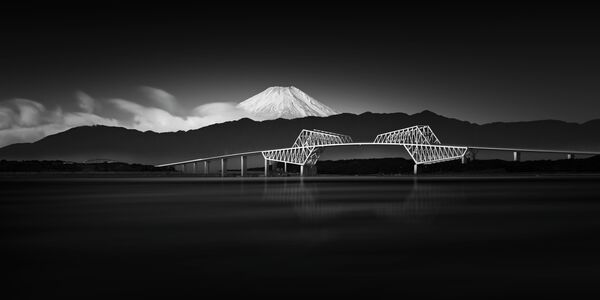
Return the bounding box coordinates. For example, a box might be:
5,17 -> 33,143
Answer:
261,179 -> 466,222
5,177 -> 600,298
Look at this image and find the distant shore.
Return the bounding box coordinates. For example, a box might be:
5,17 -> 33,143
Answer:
2,173 -> 600,184
1,156 -> 600,178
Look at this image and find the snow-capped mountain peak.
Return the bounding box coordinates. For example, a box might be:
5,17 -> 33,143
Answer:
237,86 -> 338,119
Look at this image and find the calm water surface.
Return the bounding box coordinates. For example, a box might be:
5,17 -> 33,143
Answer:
2,176 -> 600,298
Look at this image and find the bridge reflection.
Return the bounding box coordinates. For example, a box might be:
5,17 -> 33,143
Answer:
260,179 -> 466,222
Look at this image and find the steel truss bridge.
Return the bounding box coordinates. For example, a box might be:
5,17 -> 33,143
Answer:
156,125 -> 600,176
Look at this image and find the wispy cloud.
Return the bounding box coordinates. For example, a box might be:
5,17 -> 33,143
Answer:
0,98 -> 120,147
107,98 -> 249,132
0,87 -> 254,148
140,86 -> 179,114
76,91 -> 97,113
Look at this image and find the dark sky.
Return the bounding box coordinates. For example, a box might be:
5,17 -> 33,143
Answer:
2,4 -> 600,124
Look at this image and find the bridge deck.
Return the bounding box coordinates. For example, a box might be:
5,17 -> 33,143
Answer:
156,143 -> 600,167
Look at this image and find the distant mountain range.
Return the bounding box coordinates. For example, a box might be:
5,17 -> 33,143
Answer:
1,110 -> 599,165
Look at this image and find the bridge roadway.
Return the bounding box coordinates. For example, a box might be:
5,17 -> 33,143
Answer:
156,142 -> 600,176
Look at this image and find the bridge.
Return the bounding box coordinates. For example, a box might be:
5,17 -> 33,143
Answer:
156,125 -> 600,176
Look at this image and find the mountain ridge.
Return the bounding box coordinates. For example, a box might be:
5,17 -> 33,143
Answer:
1,111 -> 599,165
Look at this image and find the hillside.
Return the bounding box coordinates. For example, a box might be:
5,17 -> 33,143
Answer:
1,111 -> 599,165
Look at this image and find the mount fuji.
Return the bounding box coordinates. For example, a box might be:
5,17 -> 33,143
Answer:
237,86 -> 339,119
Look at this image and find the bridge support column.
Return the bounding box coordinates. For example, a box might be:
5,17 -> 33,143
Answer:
181,164 -> 186,173
204,161 -> 210,175
513,151 -> 521,162
192,162 -> 197,173
567,153 -> 575,160
413,164 -> 418,175
240,156 -> 247,177
264,159 -> 269,177
221,158 -> 228,177
284,162 -> 287,173
300,165 -> 304,177
461,155 -> 467,164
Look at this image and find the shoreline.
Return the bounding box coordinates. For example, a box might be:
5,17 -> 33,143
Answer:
1,172 -> 600,182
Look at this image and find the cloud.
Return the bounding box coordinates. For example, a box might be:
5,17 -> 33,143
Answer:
140,86 -> 179,114
0,86 -> 257,148
0,98 -> 119,148
0,107 -> 14,129
76,91 -> 97,113
193,102 -> 241,116
109,98 -> 248,132
109,98 -> 198,132
191,102 -> 249,123
11,99 -> 46,127
0,99 -> 47,129
0,124 -> 61,147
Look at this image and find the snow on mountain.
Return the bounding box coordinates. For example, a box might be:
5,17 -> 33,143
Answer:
237,86 -> 339,119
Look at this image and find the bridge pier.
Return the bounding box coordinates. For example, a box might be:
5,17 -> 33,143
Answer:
181,164 -> 186,173
284,162 -> 287,173
300,165 -> 304,177
192,162 -> 197,173
240,156 -> 247,177
461,155 -> 467,164
264,159 -> 270,177
413,164 -> 418,175
221,158 -> 228,177
513,151 -> 521,162
567,153 -> 575,160
204,161 -> 210,175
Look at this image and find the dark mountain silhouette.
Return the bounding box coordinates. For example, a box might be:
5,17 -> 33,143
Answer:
1,111 -> 599,165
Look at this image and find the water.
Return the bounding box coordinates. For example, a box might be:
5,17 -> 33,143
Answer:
2,176 -> 600,298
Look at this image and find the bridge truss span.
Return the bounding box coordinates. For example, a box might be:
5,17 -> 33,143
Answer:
292,129 -> 353,147
373,125 -> 441,145
261,147 -> 323,165
373,125 -> 466,164
262,129 -> 351,166
404,144 -> 467,165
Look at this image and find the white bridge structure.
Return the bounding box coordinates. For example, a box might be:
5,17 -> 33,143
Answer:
157,125 -> 600,176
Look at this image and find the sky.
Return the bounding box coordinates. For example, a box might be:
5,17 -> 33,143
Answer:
1,4 -> 600,147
